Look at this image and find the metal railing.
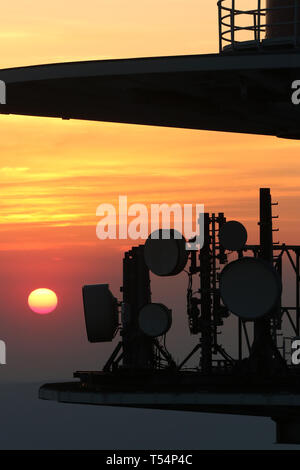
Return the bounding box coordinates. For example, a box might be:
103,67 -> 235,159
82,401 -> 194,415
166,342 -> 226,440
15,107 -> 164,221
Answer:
218,0 -> 300,52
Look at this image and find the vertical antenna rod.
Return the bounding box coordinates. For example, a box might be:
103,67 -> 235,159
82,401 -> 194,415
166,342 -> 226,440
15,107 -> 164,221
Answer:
199,213 -> 212,374
252,189 -> 273,361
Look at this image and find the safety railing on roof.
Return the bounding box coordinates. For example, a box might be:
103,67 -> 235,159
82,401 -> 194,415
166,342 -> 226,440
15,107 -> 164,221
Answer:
218,0 -> 300,52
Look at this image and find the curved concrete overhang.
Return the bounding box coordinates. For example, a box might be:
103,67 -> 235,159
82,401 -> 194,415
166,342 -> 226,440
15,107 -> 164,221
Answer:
0,51 -> 300,137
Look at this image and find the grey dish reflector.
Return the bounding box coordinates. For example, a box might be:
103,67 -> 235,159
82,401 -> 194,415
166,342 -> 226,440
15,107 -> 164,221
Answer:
219,220 -> 248,251
82,284 -> 118,342
139,303 -> 172,337
220,257 -> 281,320
144,229 -> 188,276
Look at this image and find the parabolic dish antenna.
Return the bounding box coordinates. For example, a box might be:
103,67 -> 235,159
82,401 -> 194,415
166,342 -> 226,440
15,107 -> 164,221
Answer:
144,229 -> 188,276
219,221 -> 248,251
219,257 -> 282,320
82,284 -> 118,342
138,303 -> 172,337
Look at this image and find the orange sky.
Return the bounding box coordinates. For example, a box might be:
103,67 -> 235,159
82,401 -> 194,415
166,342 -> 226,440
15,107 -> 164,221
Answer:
0,0 -> 299,381
1,0 -> 299,254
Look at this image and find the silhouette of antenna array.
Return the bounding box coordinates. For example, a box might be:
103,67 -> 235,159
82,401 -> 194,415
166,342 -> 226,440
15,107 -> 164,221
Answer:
81,188 -> 300,379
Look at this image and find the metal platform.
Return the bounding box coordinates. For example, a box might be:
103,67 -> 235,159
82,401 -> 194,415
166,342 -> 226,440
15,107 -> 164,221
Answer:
39,373 -> 300,445
1,50 -> 300,138
39,375 -> 300,417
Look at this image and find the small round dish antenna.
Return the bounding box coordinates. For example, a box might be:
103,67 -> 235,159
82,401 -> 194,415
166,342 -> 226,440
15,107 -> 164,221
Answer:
219,220 -> 248,251
219,257 -> 281,320
144,229 -> 188,276
139,303 -> 172,337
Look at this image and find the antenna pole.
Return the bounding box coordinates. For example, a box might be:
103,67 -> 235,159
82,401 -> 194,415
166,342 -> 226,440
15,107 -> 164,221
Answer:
253,188 -> 273,346
259,188 -> 273,262
122,245 -> 154,369
249,188 -> 284,374
199,213 -> 212,374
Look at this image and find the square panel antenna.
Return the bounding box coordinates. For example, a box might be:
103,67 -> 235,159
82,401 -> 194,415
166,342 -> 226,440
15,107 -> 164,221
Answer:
82,284 -> 118,342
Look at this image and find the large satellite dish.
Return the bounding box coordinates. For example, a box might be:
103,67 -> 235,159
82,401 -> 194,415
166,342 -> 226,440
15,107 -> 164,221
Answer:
138,303 -> 172,337
219,257 -> 282,320
82,284 -> 118,342
144,229 -> 188,276
219,221 -> 248,251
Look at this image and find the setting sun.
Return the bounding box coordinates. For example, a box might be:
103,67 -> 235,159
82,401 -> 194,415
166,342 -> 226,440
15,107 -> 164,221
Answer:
28,288 -> 58,315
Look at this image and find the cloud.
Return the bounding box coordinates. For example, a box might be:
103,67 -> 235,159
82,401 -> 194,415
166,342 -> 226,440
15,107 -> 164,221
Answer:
0,167 -> 29,174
